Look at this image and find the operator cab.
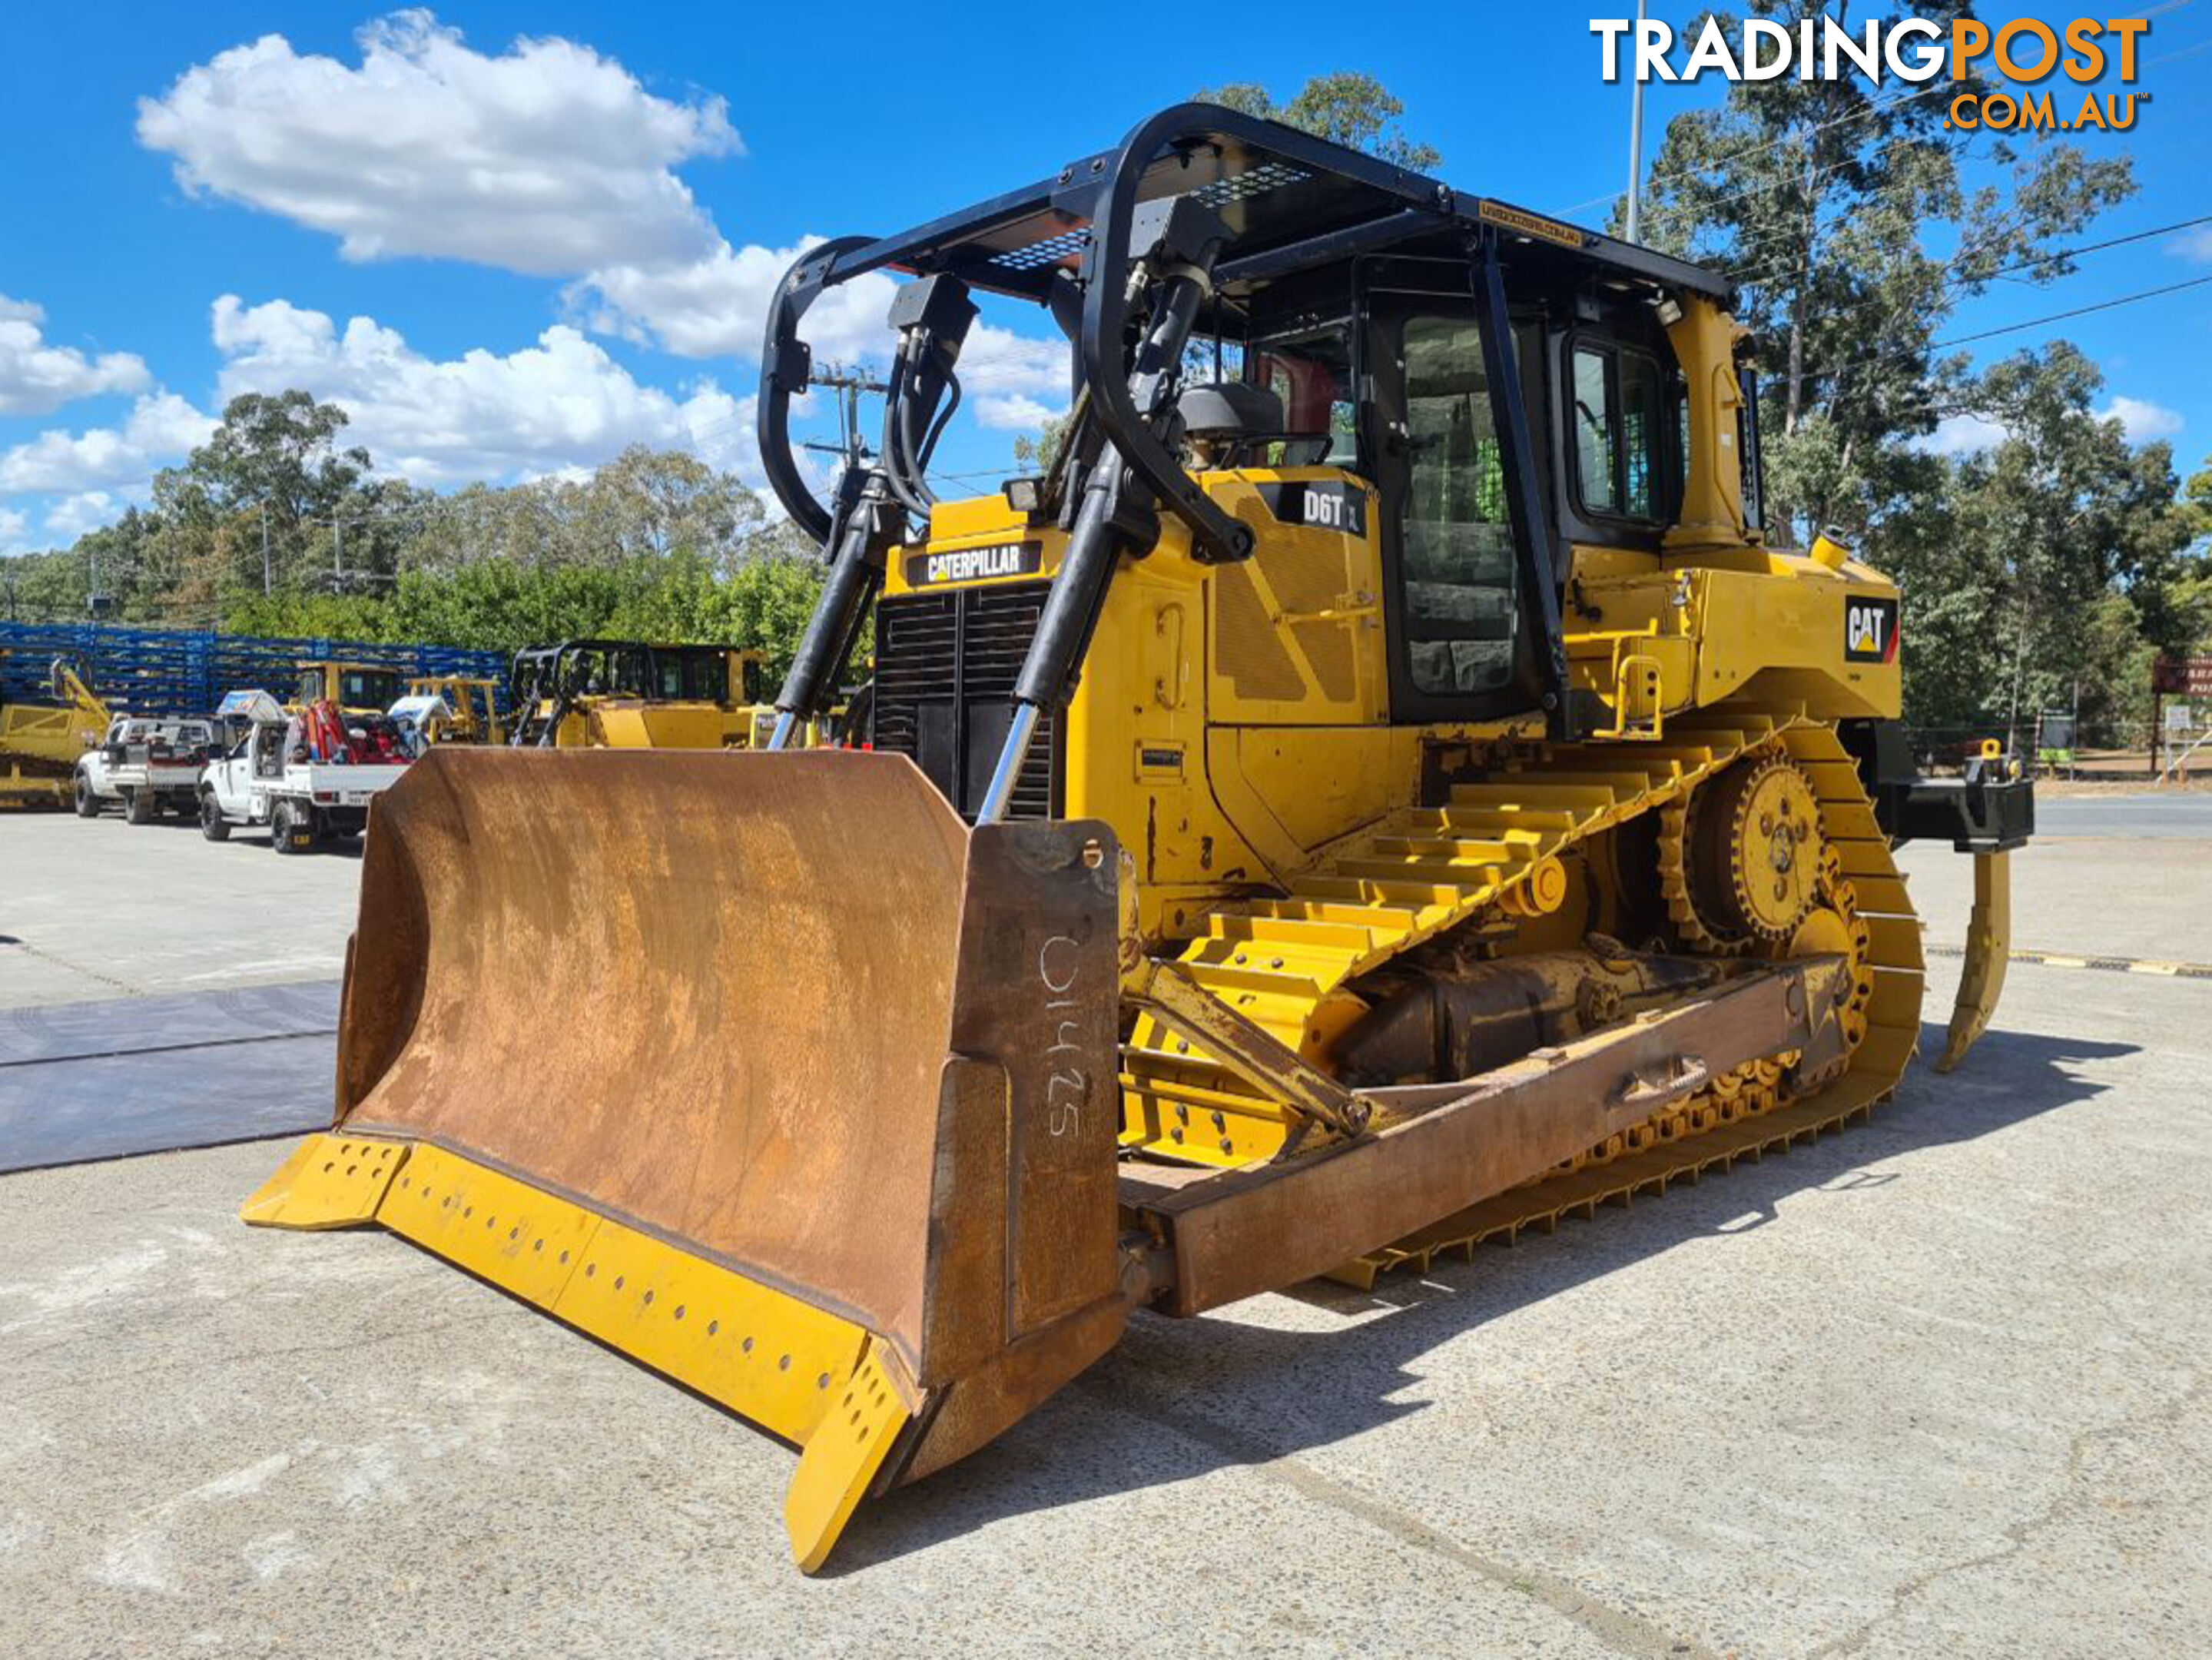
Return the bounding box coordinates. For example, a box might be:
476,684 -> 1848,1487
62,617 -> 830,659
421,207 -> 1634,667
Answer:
1184,251 -> 1731,720
756,102 -> 1764,819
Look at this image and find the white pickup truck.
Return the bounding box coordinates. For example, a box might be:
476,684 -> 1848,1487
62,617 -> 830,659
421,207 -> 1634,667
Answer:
74,715 -> 224,823
197,691 -> 410,853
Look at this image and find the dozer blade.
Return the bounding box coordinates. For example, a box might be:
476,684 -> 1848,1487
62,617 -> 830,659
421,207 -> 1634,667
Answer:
242,747 -> 1130,1572
1936,849 -> 2010,1073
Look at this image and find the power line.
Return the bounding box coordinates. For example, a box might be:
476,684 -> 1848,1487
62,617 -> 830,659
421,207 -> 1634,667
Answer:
1714,85 -> 2198,291
1792,271 -> 2212,387
1739,210 -> 2212,337
2146,26 -> 2212,66
1939,211 -> 2212,288
1929,273 -> 2212,350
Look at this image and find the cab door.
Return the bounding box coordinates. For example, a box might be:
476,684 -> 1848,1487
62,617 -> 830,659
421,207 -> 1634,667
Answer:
1363,290 -> 1553,725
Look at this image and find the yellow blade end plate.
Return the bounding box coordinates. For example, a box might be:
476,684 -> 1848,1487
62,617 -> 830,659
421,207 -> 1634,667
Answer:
240,1134 -> 920,1572
239,1133 -> 408,1227
785,1342 -> 917,1574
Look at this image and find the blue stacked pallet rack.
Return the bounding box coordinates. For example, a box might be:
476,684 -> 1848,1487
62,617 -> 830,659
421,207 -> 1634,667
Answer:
0,622 -> 509,715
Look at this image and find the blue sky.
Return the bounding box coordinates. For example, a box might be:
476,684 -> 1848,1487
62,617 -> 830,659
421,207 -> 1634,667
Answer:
2,2 -> 2207,556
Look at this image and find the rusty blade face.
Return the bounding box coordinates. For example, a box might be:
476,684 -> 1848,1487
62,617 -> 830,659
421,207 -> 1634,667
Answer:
337,746 -> 1130,1419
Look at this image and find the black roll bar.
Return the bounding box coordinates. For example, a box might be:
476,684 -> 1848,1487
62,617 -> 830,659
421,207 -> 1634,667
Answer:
758,236 -> 876,541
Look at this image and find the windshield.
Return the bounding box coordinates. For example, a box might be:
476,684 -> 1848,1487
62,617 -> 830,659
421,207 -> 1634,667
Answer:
340,669 -> 402,707
300,666 -> 403,706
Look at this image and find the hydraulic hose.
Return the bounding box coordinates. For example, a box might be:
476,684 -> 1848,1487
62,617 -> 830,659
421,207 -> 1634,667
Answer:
977,224 -> 1224,824
769,487 -> 894,746
768,274 -> 977,745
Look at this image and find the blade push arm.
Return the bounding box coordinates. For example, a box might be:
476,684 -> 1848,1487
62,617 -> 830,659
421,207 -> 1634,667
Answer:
973,195 -> 1234,823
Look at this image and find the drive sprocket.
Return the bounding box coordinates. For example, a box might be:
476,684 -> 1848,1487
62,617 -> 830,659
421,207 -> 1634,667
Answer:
1660,749 -> 1824,951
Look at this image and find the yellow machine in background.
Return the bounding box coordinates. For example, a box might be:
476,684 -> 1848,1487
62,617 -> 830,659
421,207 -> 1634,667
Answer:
401,675 -> 504,745
292,660 -> 406,717
505,639 -> 774,748
0,654 -> 110,808
247,107 -> 2034,1571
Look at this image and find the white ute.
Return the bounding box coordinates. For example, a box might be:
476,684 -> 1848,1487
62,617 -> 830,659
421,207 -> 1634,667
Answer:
197,691 -> 410,853
75,714 -> 223,824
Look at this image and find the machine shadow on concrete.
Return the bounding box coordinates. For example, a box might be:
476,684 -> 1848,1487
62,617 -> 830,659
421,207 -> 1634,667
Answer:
825,1021 -> 2134,1572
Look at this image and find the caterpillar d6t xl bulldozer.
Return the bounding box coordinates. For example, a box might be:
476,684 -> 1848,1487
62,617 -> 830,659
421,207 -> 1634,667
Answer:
245,106 -> 2033,1570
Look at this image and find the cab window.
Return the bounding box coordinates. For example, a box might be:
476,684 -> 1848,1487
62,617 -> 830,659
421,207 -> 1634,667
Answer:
1396,313 -> 1516,697
338,669 -> 400,708
1246,324 -> 1358,468
1570,339 -> 1668,523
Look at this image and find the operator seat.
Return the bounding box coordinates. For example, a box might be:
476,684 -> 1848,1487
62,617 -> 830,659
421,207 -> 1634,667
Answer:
1179,382 -> 1302,469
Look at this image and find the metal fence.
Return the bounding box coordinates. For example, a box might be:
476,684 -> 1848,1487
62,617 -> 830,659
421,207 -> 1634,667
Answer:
0,622 -> 509,716
1914,716 -> 2212,780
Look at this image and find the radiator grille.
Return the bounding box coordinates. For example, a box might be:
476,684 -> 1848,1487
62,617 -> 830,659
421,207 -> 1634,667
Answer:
874,582 -> 1060,822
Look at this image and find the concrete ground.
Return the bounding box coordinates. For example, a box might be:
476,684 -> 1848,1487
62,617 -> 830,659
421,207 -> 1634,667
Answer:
0,809 -> 358,1007
2,796 -> 2208,1657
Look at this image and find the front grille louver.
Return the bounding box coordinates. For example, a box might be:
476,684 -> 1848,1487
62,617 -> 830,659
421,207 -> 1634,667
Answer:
874,582 -> 1060,822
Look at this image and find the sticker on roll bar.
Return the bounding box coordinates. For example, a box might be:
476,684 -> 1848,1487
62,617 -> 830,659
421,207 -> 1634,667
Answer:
904,542 -> 1042,586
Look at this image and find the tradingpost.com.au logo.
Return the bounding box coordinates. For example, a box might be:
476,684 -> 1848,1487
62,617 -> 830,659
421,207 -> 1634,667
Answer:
1593,14 -> 2153,132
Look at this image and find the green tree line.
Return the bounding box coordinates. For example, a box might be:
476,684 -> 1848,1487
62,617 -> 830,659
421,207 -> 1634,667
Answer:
1,392 -> 831,682
5,56 -> 2209,742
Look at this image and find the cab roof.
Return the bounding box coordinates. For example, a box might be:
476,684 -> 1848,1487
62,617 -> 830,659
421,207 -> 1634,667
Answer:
805,102 -> 1733,313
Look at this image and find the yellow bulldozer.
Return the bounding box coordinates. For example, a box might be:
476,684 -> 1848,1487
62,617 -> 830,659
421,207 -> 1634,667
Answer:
0,653 -> 110,808
502,639 -> 775,748
244,106 -> 2032,1571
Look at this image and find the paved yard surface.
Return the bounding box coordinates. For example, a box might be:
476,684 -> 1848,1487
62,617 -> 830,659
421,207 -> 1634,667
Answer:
1,795 -> 2207,1658
1,810 -> 358,1007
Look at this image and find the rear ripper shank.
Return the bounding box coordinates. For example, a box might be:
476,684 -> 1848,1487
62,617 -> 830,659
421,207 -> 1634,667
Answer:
244,104 -> 2033,1571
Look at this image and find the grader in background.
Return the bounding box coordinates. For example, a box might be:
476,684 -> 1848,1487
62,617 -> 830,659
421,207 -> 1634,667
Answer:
246,105 -> 2031,1571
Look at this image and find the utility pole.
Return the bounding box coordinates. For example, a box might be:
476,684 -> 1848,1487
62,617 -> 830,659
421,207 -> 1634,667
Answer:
260,503 -> 272,595
803,365 -> 889,472
1624,0 -> 1649,244
333,514 -> 343,588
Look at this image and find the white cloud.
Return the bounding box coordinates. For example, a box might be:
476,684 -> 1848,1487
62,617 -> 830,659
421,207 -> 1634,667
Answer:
574,238 -> 903,364
572,241 -> 854,364
1921,412 -> 2008,456
0,392 -> 216,494
137,12 -> 738,277
962,325 -> 1066,399
131,12 -> 1071,437
973,393 -> 1063,431
211,294 -> 754,486
2169,225 -> 2212,264
0,506 -> 28,551
0,293 -> 151,416
2096,395 -> 2183,444
45,492 -> 125,541
572,243 -> 1070,400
